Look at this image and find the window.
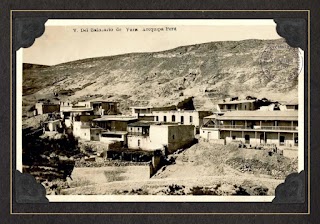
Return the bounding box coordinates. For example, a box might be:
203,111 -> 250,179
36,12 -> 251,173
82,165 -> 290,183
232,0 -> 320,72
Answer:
232,136 -> 236,140
294,137 -> 298,144
280,136 -> 285,145
181,116 -> 184,124
164,116 -> 167,122
130,127 -> 133,131
190,116 -> 193,123
138,140 -> 140,147
156,116 -> 159,121
172,115 -> 176,122
172,135 -> 175,140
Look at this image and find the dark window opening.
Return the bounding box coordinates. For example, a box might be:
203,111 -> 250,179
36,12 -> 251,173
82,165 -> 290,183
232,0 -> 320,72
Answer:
232,136 -> 236,140
190,116 -> 193,123
172,135 -> 175,140
164,116 -> 167,122
181,116 -> 184,124
172,115 -> 175,122
280,136 -> 285,145
138,140 -> 140,147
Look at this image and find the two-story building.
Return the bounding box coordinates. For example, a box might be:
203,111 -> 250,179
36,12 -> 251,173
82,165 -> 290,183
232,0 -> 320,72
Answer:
93,115 -> 138,132
152,110 -> 212,132
130,106 -> 155,121
200,110 -> 298,148
217,99 -> 257,112
127,121 -> 195,154
77,100 -> 120,115
72,115 -> 102,141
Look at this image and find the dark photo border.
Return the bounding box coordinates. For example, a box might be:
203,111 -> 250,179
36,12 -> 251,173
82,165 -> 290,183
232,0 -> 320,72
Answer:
1,1 -> 319,223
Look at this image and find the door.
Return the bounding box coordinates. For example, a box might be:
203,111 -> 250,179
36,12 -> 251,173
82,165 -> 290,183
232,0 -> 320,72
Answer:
207,132 -> 211,140
260,134 -> 264,144
245,135 -> 250,144
280,136 -> 285,145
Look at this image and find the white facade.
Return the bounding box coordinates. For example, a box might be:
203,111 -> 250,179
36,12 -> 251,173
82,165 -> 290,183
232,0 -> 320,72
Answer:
73,121 -> 101,141
153,110 -> 200,127
127,123 -> 195,153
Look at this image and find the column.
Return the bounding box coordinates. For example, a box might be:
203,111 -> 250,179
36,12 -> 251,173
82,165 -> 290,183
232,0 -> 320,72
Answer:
278,132 -> 280,146
255,131 -> 257,146
293,133 -> 295,147
245,120 -> 247,129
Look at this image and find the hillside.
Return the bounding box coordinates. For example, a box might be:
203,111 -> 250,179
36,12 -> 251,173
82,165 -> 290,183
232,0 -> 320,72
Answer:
22,38 -> 299,114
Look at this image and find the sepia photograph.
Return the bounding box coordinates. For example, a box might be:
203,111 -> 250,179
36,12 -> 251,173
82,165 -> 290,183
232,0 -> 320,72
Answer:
17,19 -> 304,201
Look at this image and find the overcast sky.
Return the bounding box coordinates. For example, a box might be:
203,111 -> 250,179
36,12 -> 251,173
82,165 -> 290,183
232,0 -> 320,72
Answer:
23,19 -> 281,66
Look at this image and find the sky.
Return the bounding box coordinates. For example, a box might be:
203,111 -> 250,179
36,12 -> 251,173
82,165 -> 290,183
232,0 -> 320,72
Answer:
23,19 -> 281,66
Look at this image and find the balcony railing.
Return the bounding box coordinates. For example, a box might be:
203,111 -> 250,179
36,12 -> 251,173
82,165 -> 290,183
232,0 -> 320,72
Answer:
204,124 -> 298,131
127,132 -> 149,136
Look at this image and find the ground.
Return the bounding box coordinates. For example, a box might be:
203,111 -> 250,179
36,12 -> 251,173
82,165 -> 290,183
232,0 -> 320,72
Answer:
59,141 -> 298,196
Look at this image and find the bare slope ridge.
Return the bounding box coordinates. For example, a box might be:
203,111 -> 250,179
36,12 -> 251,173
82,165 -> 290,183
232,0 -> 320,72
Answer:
23,38 -> 299,113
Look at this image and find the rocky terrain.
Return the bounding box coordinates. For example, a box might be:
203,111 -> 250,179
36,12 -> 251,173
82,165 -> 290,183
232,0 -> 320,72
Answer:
22,38 -> 299,115
60,141 -> 297,196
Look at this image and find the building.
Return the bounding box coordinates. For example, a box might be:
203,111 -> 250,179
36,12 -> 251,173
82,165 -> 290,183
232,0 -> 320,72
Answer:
100,131 -> 128,145
72,116 -> 104,141
217,99 -> 257,112
200,110 -> 298,147
43,119 -> 62,133
60,106 -> 94,128
34,102 -> 60,115
93,115 -> 138,132
127,121 -> 195,154
279,99 -> 299,111
152,110 -> 212,131
130,106 -> 154,121
77,100 -> 120,115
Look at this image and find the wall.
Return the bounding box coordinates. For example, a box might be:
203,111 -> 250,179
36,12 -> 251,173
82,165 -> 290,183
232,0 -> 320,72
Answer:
200,128 -> 220,140
90,129 -> 101,141
73,121 -> 91,140
43,104 -> 60,114
149,125 -> 169,150
167,125 -> 195,153
127,135 -> 160,151
35,103 -> 43,115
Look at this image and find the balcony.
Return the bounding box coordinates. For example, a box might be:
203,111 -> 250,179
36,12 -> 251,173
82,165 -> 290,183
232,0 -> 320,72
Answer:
127,132 -> 149,137
203,124 -> 298,131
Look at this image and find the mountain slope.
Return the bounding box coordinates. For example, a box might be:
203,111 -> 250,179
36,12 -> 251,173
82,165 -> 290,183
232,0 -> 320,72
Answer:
22,38 -> 299,113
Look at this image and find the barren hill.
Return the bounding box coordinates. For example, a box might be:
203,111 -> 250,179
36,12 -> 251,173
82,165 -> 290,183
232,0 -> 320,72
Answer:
23,38 -> 299,114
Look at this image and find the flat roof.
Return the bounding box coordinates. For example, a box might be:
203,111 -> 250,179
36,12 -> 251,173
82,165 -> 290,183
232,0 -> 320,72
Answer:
90,100 -> 119,103
128,121 -> 158,127
216,110 -> 298,121
69,107 -> 93,112
130,106 -> 153,109
101,131 -> 127,135
93,115 -> 137,122
218,99 -> 256,105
